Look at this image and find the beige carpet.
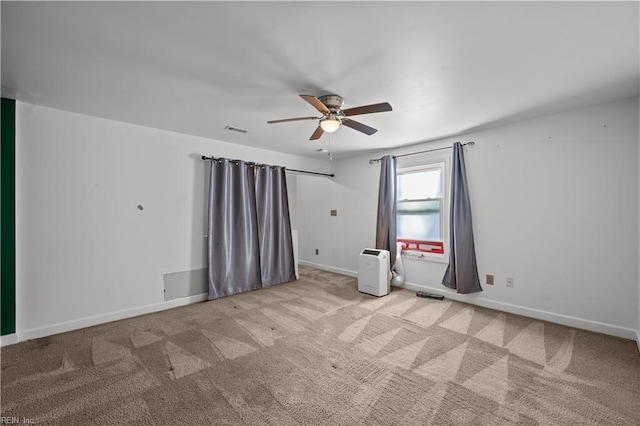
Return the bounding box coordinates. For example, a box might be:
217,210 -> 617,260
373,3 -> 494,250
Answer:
1,266 -> 639,425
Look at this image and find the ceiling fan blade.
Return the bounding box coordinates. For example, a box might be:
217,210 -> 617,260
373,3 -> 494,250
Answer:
267,116 -> 319,124
309,125 -> 325,140
300,94 -> 330,114
342,102 -> 392,117
342,118 -> 378,136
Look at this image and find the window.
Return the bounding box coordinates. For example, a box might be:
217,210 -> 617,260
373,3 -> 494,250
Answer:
397,163 -> 446,257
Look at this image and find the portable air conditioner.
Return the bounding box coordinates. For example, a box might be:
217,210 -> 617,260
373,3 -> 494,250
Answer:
358,249 -> 390,297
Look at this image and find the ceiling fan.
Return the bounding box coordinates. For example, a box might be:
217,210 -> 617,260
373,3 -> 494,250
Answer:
267,94 -> 392,140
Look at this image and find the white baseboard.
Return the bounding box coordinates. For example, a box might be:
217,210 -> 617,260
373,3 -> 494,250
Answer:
8,293 -> 209,346
299,260 -> 357,278
7,262 -> 640,349
302,260 -> 639,342
0,333 -> 19,347
399,280 -> 637,341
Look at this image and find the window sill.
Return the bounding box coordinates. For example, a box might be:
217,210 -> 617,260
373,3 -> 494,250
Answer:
401,250 -> 448,264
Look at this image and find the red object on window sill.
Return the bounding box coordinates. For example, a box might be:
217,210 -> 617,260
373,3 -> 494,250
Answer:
398,239 -> 444,254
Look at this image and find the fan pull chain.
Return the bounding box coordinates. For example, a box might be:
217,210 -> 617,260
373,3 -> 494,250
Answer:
329,133 -> 333,163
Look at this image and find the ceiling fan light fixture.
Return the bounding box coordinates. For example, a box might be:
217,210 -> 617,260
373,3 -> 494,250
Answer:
320,114 -> 341,133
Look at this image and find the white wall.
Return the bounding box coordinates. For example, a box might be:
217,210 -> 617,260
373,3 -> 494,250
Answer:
298,97 -> 640,339
15,102 -> 328,340
13,98 -> 640,344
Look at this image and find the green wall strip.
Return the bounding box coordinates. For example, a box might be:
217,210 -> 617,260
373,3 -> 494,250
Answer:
1,97 -> 16,336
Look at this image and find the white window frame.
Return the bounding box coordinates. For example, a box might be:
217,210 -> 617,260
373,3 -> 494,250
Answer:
396,155 -> 450,263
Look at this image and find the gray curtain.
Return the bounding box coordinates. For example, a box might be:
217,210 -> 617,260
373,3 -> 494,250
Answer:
207,159 -> 262,299
375,155 -> 397,268
255,165 -> 296,286
442,143 -> 482,294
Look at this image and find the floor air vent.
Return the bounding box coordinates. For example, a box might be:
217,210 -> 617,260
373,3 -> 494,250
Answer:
224,125 -> 248,134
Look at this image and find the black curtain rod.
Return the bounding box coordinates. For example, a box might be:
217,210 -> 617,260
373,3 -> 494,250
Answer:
200,156 -> 335,178
368,141 -> 475,164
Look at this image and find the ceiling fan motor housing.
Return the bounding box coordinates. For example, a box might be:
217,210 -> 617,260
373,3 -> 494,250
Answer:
319,95 -> 344,112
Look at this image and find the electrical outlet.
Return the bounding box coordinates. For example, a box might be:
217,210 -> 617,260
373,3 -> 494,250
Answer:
330,210 -> 337,216
506,277 -> 514,288
486,274 -> 494,285
315,249 -> 319,255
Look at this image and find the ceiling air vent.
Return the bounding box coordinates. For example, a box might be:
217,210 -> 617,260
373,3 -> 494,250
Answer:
224,125 -> 248,134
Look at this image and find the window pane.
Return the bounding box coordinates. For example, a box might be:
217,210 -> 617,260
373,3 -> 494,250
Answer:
397,169 -> 441,200
397,212 -> 441,241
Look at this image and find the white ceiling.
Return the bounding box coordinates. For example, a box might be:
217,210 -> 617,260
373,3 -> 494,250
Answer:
2,1 -> 638,159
